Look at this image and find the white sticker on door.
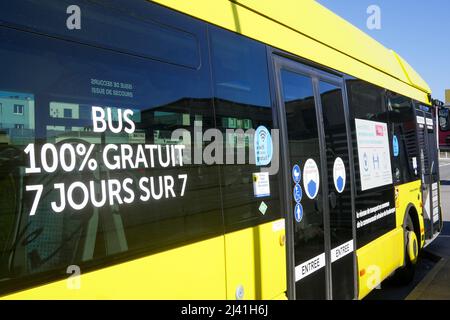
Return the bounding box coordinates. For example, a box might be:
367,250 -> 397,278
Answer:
331,240 -> 354,263
355,119 -> 393,191
295,253 -> 326,282
333,157 -> 346,193
253,172 -> 270,198
303,159 -> 320,199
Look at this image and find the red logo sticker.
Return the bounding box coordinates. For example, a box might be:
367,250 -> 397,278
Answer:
375,125 -> 384,136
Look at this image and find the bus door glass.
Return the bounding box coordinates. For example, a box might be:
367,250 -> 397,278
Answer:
273,56 -> 355,300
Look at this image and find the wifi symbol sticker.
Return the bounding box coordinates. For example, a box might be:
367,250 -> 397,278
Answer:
254,126 -> 273,166
260,129 -> 269,142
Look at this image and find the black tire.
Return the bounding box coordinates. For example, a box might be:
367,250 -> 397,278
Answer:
393,214 -> 417,285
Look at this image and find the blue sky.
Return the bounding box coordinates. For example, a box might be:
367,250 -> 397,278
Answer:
317,0 -> 450,101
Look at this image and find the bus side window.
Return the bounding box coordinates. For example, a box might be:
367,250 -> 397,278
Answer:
0,3 -> 223,293
388,94 -> 419,184
209,26 -> 281,232
346,79 -> 396,248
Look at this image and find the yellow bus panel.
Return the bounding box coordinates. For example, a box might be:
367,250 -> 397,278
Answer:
356,227 -> 404,299
224,219 -> 286,300
2,236 -> 227,299
2,218 -> 287,300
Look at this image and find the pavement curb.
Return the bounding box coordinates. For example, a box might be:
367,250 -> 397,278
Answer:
406,258 -> 447,300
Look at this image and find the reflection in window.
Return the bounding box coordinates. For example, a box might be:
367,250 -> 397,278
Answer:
0,13 -> 222,292
14,104 -> 24,115
0,0 -> 201,69
439,108 -> 449,132
388,94 -> 419,184
282,70 -> 322,244
0,91 -> 35,280
63,109 -> 72,119
346,80 -> 396,248
0,91 -> 34,144
347,80 -> 387,121
210,26 -> 280,231
210,27 -> 270,108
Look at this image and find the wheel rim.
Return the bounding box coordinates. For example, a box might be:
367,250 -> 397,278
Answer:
406,230 -> 418,263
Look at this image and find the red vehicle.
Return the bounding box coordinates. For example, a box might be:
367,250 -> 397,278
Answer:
438,103 -> 450,150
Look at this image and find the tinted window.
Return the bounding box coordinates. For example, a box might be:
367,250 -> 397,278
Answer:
0,8 -> 221,293
320,81 -> 354,299
388,93 -> 419,184
439,108 -> 449,131
0,0 -> 200,69
281,70 -> 326,299
210,26 -> 280,231
346,80 -> 395,248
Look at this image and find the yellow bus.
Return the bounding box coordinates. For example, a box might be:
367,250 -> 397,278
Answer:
0,0 -> 442,299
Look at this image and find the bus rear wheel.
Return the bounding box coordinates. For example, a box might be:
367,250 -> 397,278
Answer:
393,214 -> 419,285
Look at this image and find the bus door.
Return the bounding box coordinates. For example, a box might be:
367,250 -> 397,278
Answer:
415,107 -> 441,239
273,56 -> 356,300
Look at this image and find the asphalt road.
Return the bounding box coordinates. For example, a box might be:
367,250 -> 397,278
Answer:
365,159 -> 450,300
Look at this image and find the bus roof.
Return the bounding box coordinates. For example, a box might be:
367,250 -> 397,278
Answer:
151,0 -> 431,104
